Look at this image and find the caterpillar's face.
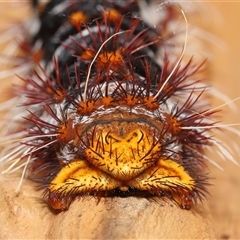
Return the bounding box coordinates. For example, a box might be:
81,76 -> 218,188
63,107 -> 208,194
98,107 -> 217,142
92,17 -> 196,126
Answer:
45,82 -> 197,211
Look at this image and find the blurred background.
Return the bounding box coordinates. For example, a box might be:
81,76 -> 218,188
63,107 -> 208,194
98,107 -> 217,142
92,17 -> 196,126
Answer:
203,2 -> 240,239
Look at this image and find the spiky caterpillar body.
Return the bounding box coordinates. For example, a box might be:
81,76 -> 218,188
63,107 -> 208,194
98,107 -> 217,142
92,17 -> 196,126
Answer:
0,0 -> 222,212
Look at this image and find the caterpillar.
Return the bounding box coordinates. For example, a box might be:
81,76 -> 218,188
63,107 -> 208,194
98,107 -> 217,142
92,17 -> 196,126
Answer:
0,0 -> 239,214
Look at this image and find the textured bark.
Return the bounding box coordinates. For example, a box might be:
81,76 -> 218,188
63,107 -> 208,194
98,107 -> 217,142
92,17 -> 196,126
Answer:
0,176 -> 216,239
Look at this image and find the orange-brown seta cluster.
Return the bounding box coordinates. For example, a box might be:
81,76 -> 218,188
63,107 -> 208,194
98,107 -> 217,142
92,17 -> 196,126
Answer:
13,0 -> 216,211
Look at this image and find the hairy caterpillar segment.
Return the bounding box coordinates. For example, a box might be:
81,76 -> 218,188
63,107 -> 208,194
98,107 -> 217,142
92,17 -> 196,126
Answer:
0,0 -> 218,212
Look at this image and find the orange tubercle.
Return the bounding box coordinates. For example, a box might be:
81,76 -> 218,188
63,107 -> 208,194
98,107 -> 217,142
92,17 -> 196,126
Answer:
69,11 -> 88,28
143,96 -> 159,110
77,100 -> 96,115
97,49 -> 125,71
57,120 -> 75,144
103,8 -> 121,22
